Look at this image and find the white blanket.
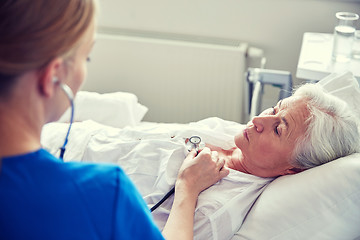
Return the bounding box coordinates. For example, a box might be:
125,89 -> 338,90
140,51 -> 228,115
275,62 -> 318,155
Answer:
41,118 -> 273,240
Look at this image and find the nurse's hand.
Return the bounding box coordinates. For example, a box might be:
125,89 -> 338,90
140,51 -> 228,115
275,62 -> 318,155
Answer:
176,147 -> 229,197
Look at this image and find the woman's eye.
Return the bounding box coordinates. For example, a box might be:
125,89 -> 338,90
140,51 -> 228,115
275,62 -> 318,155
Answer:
274,126 -> 281,136
274,127 -> 279,135
272,107 -> 276,115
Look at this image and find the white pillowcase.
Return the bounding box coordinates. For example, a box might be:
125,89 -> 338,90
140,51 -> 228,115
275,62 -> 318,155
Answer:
234,153 -> 360,240
58,91 -> 148,128
317,71 -> 360,123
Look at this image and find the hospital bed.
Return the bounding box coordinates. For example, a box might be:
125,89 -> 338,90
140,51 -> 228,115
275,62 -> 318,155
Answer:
41,72 -> 360,239
246,67 -> 292,119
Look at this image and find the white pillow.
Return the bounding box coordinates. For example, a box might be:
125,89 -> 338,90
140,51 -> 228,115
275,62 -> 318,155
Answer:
234,153 -> 360,239
58,91 -> 148,128
317,71 -> 360,122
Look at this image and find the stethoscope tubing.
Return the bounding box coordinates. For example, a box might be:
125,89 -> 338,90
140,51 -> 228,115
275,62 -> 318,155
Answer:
150,136 -> 201,212
58,83 -> 75,161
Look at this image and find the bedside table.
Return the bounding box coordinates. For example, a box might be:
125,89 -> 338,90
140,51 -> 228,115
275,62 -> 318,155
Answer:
296,32 -> 360,82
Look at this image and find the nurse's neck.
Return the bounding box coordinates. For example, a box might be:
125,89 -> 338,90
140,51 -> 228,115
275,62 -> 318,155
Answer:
0,79 -> 43,158
0,110 -> 42,158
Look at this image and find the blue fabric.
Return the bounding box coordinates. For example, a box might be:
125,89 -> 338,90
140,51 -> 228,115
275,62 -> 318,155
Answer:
0,149 -> 164,240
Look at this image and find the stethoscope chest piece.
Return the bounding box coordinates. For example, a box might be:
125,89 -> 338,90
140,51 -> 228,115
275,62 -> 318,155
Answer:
189,136 -> 201,145
185,135 -> 204,154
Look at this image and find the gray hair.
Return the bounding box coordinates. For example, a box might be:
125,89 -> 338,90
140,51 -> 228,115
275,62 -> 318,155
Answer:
291,83 -> 360,169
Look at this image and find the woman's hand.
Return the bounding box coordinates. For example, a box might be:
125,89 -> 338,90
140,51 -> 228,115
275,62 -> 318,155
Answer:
162,148 -> 229,240
176,147 -> 230,198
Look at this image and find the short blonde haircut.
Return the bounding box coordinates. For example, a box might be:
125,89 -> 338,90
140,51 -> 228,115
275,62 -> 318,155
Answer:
0,0 -> 96,97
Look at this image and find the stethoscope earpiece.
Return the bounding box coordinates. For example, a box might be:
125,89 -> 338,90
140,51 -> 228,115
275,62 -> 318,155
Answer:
52,76 -> 59,83
52,76 -> 74,102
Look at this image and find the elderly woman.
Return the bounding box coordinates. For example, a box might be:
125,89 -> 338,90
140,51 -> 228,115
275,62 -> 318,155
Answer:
0,1 -> 228,239
210,82 -> 360,177
168,82 -> 359,239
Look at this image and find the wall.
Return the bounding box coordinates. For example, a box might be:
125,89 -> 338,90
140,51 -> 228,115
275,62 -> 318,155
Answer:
94,0 -> 360,111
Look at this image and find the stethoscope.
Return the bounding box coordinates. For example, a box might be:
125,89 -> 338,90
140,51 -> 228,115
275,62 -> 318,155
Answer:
53,77 -> 75,161
150,136 -> 202,212
186,136 -> 202,153
53,81 -> 202,210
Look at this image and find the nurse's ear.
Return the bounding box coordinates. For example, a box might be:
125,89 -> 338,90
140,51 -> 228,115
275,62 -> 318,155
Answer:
37,58 -> 63,98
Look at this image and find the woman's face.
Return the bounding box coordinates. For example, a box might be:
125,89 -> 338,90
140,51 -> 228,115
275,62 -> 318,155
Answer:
234,96 -> 309,177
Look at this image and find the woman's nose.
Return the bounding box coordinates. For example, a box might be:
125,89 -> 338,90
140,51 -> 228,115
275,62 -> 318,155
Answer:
252,115 -> 274,133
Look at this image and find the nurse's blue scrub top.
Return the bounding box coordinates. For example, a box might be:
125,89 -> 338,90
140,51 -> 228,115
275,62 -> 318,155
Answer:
0,149 -> 164,240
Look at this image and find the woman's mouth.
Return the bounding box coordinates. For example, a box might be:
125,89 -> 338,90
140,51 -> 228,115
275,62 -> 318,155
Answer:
243,128 -> 249,141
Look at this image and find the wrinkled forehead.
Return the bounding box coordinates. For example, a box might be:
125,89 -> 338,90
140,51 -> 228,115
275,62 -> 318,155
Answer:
279,95 -> 309,112
280,96 -> 310,136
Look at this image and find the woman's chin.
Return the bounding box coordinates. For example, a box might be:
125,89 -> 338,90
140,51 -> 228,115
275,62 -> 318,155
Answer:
234,132 -> 245,149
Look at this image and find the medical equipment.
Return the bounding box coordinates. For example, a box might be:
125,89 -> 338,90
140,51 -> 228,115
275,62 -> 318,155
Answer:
247,68 -> 292,119
56,81 -> 75,160
150,136 -> 203,212
185,136 -> 205,154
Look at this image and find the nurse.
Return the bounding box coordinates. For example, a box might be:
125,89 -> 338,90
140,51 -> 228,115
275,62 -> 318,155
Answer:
0,1 -> 229,239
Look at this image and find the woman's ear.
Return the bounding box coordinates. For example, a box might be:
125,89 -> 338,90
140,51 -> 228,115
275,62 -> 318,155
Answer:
37,58 -> 63,97
284,167 -> 304,175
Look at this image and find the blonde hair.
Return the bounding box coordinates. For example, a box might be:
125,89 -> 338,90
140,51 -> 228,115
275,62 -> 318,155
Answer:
0,0 -> 96,97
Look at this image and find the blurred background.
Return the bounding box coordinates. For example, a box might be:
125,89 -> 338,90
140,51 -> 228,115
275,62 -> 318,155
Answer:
85,0 -> 360,123
97,0 -> 360,83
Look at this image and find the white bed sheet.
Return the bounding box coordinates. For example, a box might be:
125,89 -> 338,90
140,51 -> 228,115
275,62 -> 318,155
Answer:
41,71 -> 360,239
41,117 -> 273,240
